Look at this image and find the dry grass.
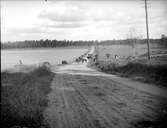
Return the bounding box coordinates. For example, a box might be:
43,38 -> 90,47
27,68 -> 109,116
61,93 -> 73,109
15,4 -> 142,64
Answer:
92,44 -> 167,87
95,62 -> 167,87
1,65 -> 54,128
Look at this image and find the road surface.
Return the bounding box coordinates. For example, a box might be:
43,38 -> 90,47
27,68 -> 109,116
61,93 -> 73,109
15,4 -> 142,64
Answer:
45,47 -> 167,128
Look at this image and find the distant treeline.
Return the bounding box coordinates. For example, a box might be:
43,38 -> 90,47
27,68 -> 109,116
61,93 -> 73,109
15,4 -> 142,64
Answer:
1,38 -> 167,49
100,38 -> 167,46
1,39 -> 95,49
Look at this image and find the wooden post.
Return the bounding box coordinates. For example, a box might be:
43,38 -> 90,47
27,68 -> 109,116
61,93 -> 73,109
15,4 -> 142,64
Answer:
145,0 -> 150,60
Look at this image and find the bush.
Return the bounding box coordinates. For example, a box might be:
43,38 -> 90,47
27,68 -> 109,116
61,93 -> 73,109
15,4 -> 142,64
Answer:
31,65 -> 51,77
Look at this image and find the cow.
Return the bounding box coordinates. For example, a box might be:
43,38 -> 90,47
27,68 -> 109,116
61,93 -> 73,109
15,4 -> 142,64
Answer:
81,58 -> 87,63
114,54 -> 119,59
19,60 -> 23,65
62,60 -> 68,64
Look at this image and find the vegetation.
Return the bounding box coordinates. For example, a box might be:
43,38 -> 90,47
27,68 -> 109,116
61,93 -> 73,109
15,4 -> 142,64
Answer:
1,37 -> 167,49
134,109 -> 167,128
1,39 -> 95,49
1,65 -> 54,128
100,38 -> 167,46
95,62 -> 167,87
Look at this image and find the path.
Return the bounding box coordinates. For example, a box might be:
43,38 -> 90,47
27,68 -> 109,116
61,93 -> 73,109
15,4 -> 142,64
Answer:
45,46 -> 167,128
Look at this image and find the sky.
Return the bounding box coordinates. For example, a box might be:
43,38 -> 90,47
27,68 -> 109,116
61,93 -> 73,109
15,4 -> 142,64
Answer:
1,0 -> 167,42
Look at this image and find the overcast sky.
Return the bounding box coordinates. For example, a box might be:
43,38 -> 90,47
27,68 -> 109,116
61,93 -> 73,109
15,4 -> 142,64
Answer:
1,0 -> 167,42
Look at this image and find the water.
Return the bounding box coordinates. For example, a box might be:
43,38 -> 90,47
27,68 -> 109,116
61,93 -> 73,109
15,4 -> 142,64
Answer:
1,48 -> 88,70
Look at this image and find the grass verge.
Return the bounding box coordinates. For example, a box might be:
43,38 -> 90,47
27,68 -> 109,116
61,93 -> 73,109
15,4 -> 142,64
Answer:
1,65 -> 54,128
94,62 -> 167,87
133,107 -> 167,128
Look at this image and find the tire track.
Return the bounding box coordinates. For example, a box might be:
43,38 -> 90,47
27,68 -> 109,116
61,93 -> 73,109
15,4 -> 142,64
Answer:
44,72 -> 167,128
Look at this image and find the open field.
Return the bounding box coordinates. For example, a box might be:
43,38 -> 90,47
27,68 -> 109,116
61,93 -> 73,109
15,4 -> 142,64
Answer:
95,44 -> 167,65
92,44 -> 167,87
1,66 -> 54,128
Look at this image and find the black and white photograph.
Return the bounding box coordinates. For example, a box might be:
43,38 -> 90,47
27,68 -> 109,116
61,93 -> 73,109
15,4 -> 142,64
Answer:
1,0 -> 167,128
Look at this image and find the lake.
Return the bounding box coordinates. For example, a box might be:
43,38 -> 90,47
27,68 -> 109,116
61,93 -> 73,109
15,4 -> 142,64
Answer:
1,48 -> 88,70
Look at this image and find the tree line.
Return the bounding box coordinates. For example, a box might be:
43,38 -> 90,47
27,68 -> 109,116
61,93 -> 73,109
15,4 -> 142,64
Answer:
1,39 -> 96,49
100,38 -> 167,46
1,37 -> 166,49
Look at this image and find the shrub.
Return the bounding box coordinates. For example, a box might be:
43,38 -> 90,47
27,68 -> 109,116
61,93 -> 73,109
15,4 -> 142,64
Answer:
31,65 -> 51,77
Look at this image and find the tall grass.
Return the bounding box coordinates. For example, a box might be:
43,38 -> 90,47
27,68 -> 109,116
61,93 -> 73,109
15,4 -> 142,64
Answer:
96,62 -> 167,87
1,65 -> 54,128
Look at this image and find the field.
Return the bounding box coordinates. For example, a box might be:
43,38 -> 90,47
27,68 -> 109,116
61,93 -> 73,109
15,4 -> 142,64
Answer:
92,44 -> 167,86
95,44 -> 167,65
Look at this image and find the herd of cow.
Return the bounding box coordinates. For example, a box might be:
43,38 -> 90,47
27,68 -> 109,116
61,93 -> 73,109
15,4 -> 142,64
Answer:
75,53 -> 97,64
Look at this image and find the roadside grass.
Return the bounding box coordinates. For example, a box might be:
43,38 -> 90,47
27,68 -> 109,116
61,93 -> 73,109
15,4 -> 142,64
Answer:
133,105 -> 167,128
1,65 -> 54,128
94,62 -> 167,87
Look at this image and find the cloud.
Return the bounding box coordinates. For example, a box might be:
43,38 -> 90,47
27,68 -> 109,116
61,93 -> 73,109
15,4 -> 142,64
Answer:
6,27 -> 46,34
2,0 -> 167,41
44,22 -> 86,28
38,2 -> 85,22
37,2 -> 89,29
39,11 -> 85,22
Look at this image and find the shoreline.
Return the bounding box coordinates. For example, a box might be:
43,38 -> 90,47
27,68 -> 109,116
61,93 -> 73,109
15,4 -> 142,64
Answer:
1,46 -> 90,51
1,46 -> 92,73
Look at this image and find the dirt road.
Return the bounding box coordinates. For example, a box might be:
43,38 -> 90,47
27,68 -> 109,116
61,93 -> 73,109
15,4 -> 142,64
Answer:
45,48 -> 167,128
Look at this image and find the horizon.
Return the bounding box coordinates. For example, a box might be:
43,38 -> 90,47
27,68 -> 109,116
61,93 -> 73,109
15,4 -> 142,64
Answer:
1,37 -> 164,44
1,0 -> 167,42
